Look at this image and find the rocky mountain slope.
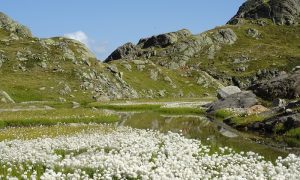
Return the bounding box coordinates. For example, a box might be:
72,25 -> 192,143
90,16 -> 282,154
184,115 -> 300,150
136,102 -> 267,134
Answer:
1,0 -> 300,104
106,0 -> 300,100
0,12 -> 140,103
0,12 -> 221,104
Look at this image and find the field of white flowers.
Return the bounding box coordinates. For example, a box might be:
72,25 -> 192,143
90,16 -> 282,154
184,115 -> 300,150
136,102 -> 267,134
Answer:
0,125 -> 300,179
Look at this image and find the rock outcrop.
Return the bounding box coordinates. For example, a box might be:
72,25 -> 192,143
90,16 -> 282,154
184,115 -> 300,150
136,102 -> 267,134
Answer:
137,29 -> 192,49
0,12 -> 32,37
105,28 -> 238,71
228,0 -> 300,25
249,112 -> 300,134
105,29 -> 193,62
251,69 -> 300,99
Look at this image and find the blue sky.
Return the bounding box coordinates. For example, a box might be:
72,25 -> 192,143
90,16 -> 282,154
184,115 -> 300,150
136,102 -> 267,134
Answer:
1,0 -> 244,59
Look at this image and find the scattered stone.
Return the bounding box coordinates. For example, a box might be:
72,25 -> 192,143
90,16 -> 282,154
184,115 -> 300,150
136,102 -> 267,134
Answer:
83,59 -> 91,66
72,101 -> 80,109
96,95 -> 110,102
164,76 -> 172,83
246,28 -> 260,38
107,64 -> 119,73
168,62 -> 180,70
136,65 -> 145,71
0,91 -> 15,103
158,90 -> 166,97
150,70 -> 158,81
40,62 -> 47,69
122,63 -> 132,71
286,109 -> 293,114
59,97 -> 66,102
63,48 -> 75,61
132,60 -> 146,65
42,39 -> 56,46
59,84 -> 72,95
0,53 -> 7,68
235,66 -> 247,72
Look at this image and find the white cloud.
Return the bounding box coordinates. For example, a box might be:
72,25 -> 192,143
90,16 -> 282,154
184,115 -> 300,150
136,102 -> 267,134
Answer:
64,31 -> 108,59
64,31 -> 89,47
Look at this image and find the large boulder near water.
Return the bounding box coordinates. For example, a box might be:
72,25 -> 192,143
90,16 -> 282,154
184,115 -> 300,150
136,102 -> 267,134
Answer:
207,91 -> 258,112
217,86 -> 241,99
228,0 -> 300,25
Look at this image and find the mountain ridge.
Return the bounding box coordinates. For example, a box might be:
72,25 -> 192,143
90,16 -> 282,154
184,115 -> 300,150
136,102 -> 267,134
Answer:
0,0 -> 300,103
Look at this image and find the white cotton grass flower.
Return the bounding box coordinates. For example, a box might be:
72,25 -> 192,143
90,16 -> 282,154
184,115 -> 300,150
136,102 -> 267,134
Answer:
0,125 -> 299,179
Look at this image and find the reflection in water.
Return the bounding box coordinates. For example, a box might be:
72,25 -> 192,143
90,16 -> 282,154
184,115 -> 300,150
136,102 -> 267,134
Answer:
117,112 -> 287,161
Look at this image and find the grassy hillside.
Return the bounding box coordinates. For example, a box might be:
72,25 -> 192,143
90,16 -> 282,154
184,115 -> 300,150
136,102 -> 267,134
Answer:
191,20 -> 300,82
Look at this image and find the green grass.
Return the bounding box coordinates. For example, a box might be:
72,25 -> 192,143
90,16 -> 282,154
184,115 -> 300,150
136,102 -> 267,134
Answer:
0,124 -> 115,141
88,103 -> 162,111
278,128 -> 300,147
230,114 -> 266,126
285,128 -> 300,139
0,108 -> 118,129
213,109 -> 234,120
113,61 -> 218,99
157,107 -> 205,115
213,109 -> 266,127
89,103 -> 206,115
188,21 -> 300,86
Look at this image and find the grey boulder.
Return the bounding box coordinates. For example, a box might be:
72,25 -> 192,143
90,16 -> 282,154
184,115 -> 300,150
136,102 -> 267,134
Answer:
217,86 -> 241,99
207,91 -> 258,112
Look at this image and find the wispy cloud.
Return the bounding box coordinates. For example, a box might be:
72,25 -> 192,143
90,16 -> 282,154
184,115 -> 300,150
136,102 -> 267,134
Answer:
64,31 -> 89,47
64,31 -> 108,60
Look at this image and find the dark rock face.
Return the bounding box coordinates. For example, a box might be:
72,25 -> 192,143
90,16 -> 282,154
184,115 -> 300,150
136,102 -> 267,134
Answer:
138,29 -> 192,49
228,0 -> 300,25
105,43 -> 138,62
0,12 -> 32,37
105,29 -> 192,62
249,113 -> 300,134
251,70 -> 300,100
207,91 -> 258,112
